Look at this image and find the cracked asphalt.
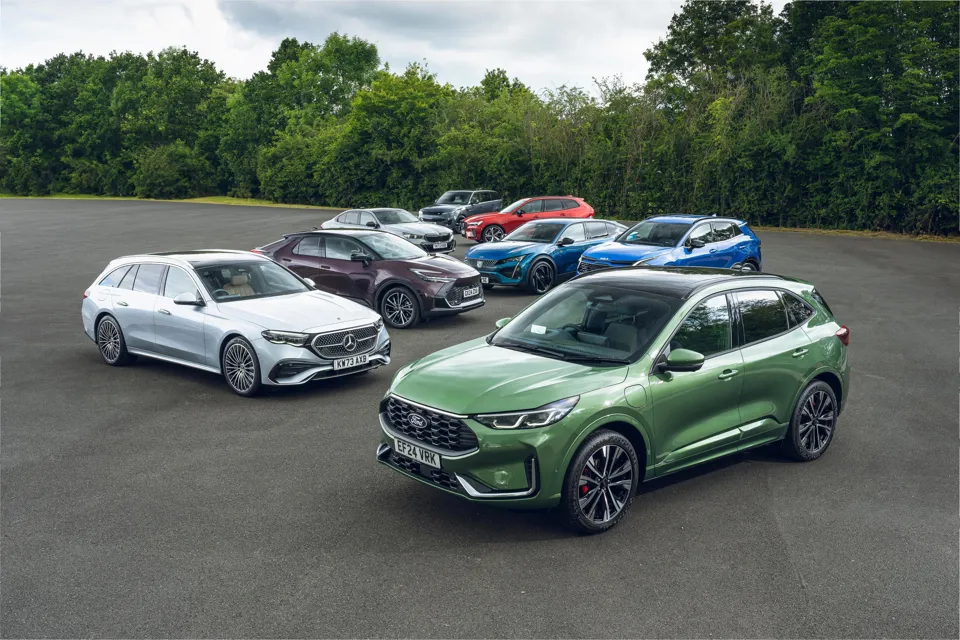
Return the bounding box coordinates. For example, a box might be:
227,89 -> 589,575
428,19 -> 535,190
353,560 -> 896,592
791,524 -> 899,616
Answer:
1,199 -> 958,638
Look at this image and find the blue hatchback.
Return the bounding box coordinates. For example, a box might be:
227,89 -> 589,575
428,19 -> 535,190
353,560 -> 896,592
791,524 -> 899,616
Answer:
578,214 -> 762,275
464,218 -> 627,294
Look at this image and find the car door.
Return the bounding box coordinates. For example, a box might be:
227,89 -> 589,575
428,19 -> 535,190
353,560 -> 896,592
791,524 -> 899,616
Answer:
359,211 -> 380,230
677,223 -> 724,267
734,289 -> 816,449
481,191 -> 501,212
708,221 -> 741,267
110,263 -> 164,351
542,198 -> 566,218
312,235 -> 376,304
649,293 -> 744,475
153,266 -> 207,364
507,199 -> 543,232
551,222 -> 589,277
277,235 -> 323,281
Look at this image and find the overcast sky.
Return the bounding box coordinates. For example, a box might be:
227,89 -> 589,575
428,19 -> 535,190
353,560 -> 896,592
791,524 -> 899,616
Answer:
2,0 -> 787,91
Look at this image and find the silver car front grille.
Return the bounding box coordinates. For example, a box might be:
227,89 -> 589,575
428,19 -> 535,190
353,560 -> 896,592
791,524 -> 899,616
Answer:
311,324 -> 378,359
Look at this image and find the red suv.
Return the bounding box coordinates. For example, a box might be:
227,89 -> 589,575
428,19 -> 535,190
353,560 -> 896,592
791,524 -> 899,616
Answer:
462,196 -> 595,243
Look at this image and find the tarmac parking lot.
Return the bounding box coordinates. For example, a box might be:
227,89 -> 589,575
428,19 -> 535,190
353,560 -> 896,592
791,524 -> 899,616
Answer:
1,199 -> 958,638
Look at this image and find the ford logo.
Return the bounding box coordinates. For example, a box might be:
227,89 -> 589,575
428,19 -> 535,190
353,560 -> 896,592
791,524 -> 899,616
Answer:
408,413 -> 428,429
341,334 -> 357,352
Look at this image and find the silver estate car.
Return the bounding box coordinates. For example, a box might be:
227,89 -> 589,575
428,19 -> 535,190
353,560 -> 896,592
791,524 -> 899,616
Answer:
81,250 -> 391,396
321,208 -> 456,253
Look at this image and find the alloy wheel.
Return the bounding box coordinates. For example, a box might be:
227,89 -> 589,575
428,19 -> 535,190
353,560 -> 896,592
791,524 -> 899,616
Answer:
531,263 -> 553,293
97,319 -> 121,363
224,342 -> 256,393
483,226 -> 504,242
383,291 -> 415,327
577,444 -> 634,524
740,262 -> 757,272
798,390 -> 835,454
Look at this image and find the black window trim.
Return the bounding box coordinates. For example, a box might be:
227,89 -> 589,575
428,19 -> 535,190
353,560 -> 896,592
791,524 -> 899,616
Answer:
650,292 -> 737,374
734,287 -> 815,349
160,264 -> 205,300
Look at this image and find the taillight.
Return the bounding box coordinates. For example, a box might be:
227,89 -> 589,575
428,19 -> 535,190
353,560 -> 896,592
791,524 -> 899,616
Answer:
250,248 -> 264,254
82,290 -> 89,299
835,325 -> 850,346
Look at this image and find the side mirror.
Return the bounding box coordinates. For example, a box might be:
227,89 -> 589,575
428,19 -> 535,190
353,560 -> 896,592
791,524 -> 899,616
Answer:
495,317 -> 512,329
656,348 -> 705,373
350,253 -> 370,263
303,278 -> 315,288
173,291 -> 203,306
365,221 -> 378,228
515,210 -> 525,216
558,237 -> 575,246
686,238 -> 705,250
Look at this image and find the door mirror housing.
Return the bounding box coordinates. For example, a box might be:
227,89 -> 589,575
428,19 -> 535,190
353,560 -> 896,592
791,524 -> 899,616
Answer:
365,221 -> 379,228
657,348 -> 705,373
558,236 -> 575,246
350,252 -> 371,263
686,237 -> 705,250
303,278 -> 315,288
495,317 -> 512,329
173,291 -> 204,306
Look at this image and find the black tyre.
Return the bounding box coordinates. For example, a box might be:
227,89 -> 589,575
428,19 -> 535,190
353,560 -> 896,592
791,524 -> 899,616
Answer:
221,336 -> 262,397
781,380 -> 837,461
481,225 -> 505,243
741,259 -> 760,272
558,429 -> 640,535
380,286 -> 420,329
524,260 -> 555,295
96,315 -> 137,366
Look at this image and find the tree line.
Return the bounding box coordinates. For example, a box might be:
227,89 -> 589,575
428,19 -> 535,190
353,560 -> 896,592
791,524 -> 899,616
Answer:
1,1 -> 957,235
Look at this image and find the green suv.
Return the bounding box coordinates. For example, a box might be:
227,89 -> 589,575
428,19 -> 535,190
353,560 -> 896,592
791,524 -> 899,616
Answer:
377,268 -> 850,533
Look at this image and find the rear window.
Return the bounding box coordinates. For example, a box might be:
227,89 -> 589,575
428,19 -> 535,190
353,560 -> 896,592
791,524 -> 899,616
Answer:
544,199 -> 564,212
562,199 -> 579,210
118,265 -> 138,290
811,289 -> 834,316
736,290 -> 789,345
99,265 -> 130,287
782,292 -> 815,327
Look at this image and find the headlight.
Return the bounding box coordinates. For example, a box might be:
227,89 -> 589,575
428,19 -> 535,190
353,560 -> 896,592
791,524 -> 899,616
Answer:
410,268 -> 456,283
261,330 -> 310,346
467,221 -> 481,227
402,232 -> 424,240
374,317 -> 384,331
473,396 -> 579,429
495,256 -> 523,266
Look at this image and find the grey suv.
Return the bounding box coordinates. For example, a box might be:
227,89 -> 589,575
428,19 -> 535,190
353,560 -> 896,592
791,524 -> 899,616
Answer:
418,190 -> 501,232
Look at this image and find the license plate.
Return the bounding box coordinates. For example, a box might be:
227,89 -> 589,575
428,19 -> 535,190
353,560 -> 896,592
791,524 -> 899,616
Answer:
333,354 -> 368,370
466,231 -> 475,238
394,437 -> 440,469
462,286 -> 480,298
432,242 -> 448,249
480,276 -> 489,284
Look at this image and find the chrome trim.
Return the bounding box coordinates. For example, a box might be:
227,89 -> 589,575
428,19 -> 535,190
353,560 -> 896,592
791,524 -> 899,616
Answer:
389,393 -> 468,418
127,349 -> 221,374
446,296 -> 485,310
376,442 -> 391,458
379,414 -> 478,459
310,323 -> 378,357
455,458 -> 538,499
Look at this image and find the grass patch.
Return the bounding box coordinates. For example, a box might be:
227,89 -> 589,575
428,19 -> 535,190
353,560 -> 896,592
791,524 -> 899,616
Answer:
0,193 -> 342,211
753,225 -> 959,244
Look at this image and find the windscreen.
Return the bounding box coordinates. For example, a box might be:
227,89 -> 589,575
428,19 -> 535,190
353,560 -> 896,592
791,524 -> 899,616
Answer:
504,221 -> 565,243
617,220 -> 691,247
361,233 -> 427,260
374,209 -> 419,224
435,191 -> 472,205
195,261 -> 309,301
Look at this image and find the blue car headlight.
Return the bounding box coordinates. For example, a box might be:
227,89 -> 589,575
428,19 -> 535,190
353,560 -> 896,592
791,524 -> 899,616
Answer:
495,256 -> 524,266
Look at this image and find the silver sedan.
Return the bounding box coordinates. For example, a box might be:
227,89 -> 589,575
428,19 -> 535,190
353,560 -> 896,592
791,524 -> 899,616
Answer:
81,250 -> 391,396
321,208 -> 456,253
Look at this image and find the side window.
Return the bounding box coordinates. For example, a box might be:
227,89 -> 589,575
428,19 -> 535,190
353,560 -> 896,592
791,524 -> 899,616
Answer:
294,236 -> 322,257
561,199 -> 578,210
99,265 -> 130,287
782,291 -> 814,327
670,295 -> 731,357
711,222 -> 740,241
118,264 -> 138,290
359,212 -> 377,227
687,224 -> 715,245
485,191 -> 498,201
163,267 -> 199,299
469,192 -> 481,204
132,264 -> 165,294
520,199 -> 543,214
562,223 -> 586,242
737,290 -> 789,344
585,221 -> 609,239
543,199 -> 564,212
342,211 -> 359,225
606,222 -> 623,236
325,237 -> 364,260
811,288 -> 834,315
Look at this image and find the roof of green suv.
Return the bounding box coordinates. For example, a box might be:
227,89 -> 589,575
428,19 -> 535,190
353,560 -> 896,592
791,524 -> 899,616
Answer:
577,266 -> 790,299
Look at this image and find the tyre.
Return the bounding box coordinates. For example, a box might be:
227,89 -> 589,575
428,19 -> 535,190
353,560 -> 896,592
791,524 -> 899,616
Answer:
558,429 -> 640,535
221,336 -> 262,397
524,260 -> 555,295
96,315 -> 137,366
781,380 -> 837,461
455,216 -> 466,234
482,225 -> 505,243
380,286 -> 420,329
740,259 -> 760,272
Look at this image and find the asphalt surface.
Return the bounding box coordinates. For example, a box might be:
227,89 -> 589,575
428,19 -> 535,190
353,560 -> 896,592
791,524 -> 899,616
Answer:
1,199 -> 958,638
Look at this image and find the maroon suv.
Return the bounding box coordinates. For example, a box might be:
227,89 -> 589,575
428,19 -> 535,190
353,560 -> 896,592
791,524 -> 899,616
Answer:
256,230 -> 484,329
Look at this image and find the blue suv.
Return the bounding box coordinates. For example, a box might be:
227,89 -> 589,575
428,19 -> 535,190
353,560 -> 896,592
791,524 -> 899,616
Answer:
578,214 -> 761,275
464,218 -> 626,294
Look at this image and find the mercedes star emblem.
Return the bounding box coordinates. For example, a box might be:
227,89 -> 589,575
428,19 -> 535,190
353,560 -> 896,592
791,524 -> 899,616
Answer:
342,333 -> 357,352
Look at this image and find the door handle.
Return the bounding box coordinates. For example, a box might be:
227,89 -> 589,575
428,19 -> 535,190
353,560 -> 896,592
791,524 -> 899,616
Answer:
319,265 -> 332,270
709,248 -> 718,253
717,369 -> 739,380
792,348 -> 809,357
116,300 -> 128,307
280,258 -> 292,263
157,308 -> 171,315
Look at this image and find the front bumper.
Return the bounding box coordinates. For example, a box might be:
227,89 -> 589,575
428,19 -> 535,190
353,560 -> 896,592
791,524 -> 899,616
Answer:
463,258 -> 528,287
255,326 -> 392,386
411,235 -> 456,254
419,215 -> 458,231
420,276 -> 485,317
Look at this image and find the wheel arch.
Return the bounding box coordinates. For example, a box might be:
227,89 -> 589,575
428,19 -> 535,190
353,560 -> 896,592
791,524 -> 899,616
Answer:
375,279 -> 422,313
558,414 -> 654,488
792,366 -> 844,419
217,331 -> 249,373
